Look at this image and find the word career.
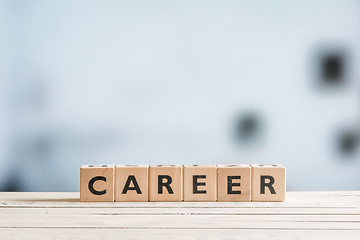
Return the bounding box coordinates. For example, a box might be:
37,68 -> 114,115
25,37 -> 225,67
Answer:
80,164 -> 286,202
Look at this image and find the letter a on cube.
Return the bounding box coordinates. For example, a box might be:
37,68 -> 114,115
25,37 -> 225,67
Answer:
115,165 -> 149,202
251,164 -> 286,202
80,165 -> 115,202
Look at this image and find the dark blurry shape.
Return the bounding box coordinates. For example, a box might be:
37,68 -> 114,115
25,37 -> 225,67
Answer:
312,45 -> 349,90
321,54 -> 344,84
1,171 -> 22,192
2,181 -> 21,192
337,129 -> 359,157
233,112 -> 263,145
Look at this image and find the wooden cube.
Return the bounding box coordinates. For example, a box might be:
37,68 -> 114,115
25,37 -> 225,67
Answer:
115,165 -> 149,202
183,164 -> 217,202
251,164 -> 286,202
149,165 -> 183,202
217,164 -> 251,202
80,164 -> 115,202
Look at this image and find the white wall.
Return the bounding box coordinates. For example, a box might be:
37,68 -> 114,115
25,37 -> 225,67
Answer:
1,0 -> 359,191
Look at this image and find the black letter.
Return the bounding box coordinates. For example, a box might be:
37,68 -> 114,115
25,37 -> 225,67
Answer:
227,176 -> 241,194
88,176 -> 106,195
122,175 -> 142,194
260,175 -> 276,194
193,175 -> 206,194
158,175 -> 174,194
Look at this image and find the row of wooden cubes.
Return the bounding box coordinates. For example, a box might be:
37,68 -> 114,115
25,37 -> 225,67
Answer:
80,164 -> 285,202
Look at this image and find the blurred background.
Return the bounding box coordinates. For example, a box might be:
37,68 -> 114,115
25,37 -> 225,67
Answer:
0,0 -> 359,192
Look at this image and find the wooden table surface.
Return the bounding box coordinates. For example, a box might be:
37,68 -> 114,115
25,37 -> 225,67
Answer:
0,191 -> 359,239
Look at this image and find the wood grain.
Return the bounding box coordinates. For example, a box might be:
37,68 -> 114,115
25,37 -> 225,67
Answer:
0,192 -> 359,239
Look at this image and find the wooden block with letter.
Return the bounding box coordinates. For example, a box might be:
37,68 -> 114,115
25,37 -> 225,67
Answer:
115,165 -> 148,202
251,164 -> 286,202
80,164 -> 115,202
149,165 -> 183,202
183,164 -> 217,202
217,164 -> 251,202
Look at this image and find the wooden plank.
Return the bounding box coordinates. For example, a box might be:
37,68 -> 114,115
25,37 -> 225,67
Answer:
0,192 -> 359,239
1,192 -> 359,208
1,229 -> 360,240
1,207 -> 360,215
0,211 -> 359,229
